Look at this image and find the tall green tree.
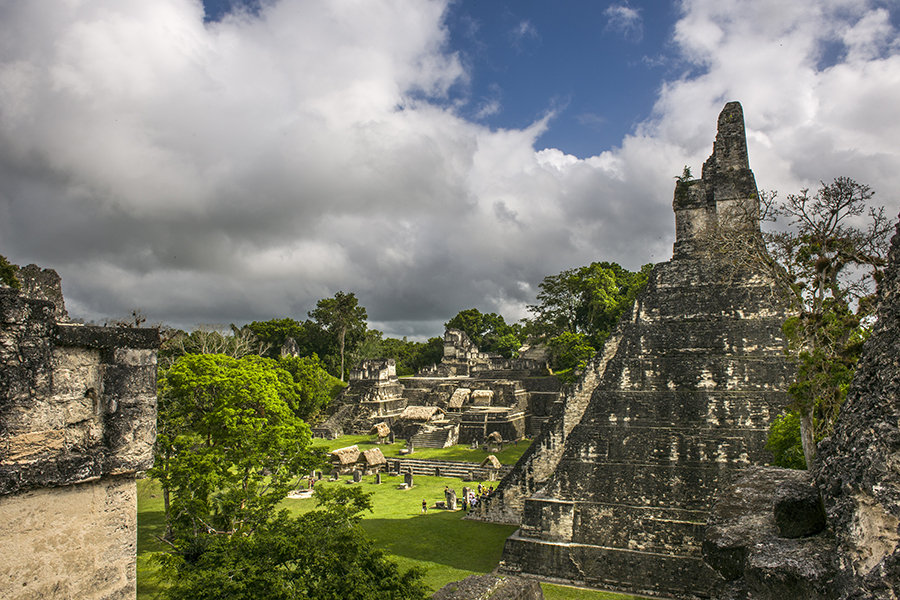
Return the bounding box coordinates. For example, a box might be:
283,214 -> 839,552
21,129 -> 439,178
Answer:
246,318 -> 308,357
309,291 -> 368,381
151,354 -> 315,540
704,177 -> 890,467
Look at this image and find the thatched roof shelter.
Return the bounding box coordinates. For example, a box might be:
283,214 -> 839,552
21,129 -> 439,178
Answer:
448,388 -> 471,409
481,455 -> 502,469
399,405 -> 443,421
486,431 -> 503,444
370,422 -> 391,438
360,448 -> 387,467
330,445 -> 361,465
471,390 -> 494,406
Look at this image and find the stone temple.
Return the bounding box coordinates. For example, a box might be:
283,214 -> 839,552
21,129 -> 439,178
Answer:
497,102 -> 795,598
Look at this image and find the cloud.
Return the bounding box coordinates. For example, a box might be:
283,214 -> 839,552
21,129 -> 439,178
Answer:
509,20 -> 539,46
1,0 -> 898,340
604,3 -> 643,42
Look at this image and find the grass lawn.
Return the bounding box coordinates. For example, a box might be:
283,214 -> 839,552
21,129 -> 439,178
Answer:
311,433 -> 532,465
137,435 -> 638,599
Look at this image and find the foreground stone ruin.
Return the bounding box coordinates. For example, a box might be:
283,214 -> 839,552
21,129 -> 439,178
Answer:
703,214 -> 900,599
0,266 -> 159,599
497,102 -> 795,597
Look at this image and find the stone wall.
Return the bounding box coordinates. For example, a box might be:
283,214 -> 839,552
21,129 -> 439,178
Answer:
0,272 -> 159,599
700,214 -> 900,600
470,330 -> 623,525
814,215 -> 900,599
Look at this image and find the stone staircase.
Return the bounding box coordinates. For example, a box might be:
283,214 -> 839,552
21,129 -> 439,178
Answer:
409,428 -> 455,449
388,457 -> 512,481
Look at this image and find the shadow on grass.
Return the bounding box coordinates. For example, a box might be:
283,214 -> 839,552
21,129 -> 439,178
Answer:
362,509 -> 516,573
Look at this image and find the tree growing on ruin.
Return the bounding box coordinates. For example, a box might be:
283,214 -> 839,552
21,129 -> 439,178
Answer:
703,177 -> 891,468
310,291 -> 368,381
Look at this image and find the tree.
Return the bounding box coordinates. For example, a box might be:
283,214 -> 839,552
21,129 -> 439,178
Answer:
445,308 -> 523,357
526,262 -> 652,351
546,331 -> 595,375
309,291 -> 368,381
246,318 -> 316,359
159,487 -> 427,600
151,354 -> 315,540
159,325 -> 271,368
0,254 -> 20,289
275,354 -> 346,422
702,177 -> 891,468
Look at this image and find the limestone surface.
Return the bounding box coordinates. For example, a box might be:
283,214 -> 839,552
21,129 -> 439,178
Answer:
432,574 -> 544,600
815,215 -> 900,599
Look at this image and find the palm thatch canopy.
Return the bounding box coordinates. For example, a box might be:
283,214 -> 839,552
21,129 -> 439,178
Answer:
360,447 -> 387,466
399,405 -> 443,421
486,431 -> 503,443
370,422 -> 391,438
448,388 -> 471,409
481,454 -> 502,469
330,445 -> 361,465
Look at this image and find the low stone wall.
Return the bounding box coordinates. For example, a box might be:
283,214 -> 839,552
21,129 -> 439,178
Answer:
0,475 -> 138,600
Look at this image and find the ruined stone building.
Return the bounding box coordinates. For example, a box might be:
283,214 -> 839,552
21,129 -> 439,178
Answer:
0,266 -> 159,599
495,102 -> 795,598
314,328 -> 561,448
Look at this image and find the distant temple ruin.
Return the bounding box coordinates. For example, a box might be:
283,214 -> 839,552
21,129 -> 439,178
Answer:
495,102 -> 795,597
314,328 -> 561,448
0,266 -> 159,599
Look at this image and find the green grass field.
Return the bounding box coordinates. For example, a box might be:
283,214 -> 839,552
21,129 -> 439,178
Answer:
311,434 -> 533,465
137,435 -> 638,600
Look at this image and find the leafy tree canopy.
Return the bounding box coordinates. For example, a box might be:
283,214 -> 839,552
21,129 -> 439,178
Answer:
159,487 -> 427,600
151,353 -> 316,539
357,332 -> 444,376
526,261 -> 652,349
276,354 -> 346,421
445,308 -> 523,358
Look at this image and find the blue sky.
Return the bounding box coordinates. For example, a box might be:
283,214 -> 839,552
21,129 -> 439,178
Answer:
2,0 -> 899,338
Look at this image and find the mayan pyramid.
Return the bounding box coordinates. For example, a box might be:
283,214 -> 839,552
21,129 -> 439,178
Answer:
499,102 -> 794,598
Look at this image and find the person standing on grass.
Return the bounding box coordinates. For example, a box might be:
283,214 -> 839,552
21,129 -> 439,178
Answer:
422,499 -> 428,514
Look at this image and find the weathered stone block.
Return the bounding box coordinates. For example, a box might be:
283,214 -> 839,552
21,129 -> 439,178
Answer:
773,477 -> 826,538
433,574 -> 544,600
